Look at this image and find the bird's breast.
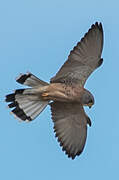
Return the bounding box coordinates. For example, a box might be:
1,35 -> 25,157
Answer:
45,83 -> 84,102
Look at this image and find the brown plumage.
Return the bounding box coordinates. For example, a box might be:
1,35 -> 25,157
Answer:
5,22 -> 104,159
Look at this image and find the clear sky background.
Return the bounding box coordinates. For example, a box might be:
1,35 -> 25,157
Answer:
0,0 -> 119,179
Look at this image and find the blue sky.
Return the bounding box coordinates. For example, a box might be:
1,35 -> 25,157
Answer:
0,0 -> 119,179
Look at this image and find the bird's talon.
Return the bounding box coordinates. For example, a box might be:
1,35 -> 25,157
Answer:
42,93 -> 49,97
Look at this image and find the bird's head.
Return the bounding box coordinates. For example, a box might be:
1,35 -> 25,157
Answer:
81,89 -> 95,108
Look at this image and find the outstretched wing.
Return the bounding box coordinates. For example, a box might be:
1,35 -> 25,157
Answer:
50,22 -> 103,86
50,101 -> 91,159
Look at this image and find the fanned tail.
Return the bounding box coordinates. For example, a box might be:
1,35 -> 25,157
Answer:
16,72 -> 49,87
5,72 -> 49,121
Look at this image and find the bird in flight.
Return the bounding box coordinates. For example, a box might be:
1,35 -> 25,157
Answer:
5,22 -> 104,159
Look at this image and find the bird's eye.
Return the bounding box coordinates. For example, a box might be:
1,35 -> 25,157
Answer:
89,99 -> 93,103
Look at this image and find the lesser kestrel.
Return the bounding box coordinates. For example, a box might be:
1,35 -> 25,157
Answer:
5,22 -> 104,159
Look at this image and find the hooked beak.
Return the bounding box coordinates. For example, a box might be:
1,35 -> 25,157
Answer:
88,103 -> 93,109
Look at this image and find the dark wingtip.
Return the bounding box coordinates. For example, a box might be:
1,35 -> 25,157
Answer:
99,22 -> 103,31
62,145 -> 83,160
92,22 -> 103,32
95,22 -> 98,26
68,153 -> 76,160
77,150 -> 83,156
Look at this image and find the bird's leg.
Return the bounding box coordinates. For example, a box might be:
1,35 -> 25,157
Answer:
33,85 -> 50,98
42,92 -> 49,97
41,83 -> 68,101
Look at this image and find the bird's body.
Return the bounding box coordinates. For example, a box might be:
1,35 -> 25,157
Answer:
40,83 -> 84,102
5,22 -> 104,159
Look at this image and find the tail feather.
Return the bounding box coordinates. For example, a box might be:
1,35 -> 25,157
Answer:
5,73 -> 49,121
6,89 -> 48,121
16,72 -> 48,87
